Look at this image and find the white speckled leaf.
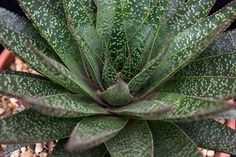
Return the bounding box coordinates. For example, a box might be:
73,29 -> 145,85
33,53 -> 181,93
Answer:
149,121 -> 201,157
174,51 -> 236,78
30,46 -> 100,101
18,0 -> 83,76
37,0 -> 66,20
63,0 -> 102,86
154,92 -> 229,120
176,120 -> 236,154
66,116 -> 128,151
51,139 -> 107,157
0,108 -> 80,143
102,59 -> 118,87
122,0 -> 153,40
105,121 -> 153,157
100,81 -> 133,107
122,0 -> 168,81
0,70 -> 65,97
29,93 -> 107,118
200,29 -> 236,57
161,76 -> 236,99
110,99 -> 172,120
129,1 -> 236,94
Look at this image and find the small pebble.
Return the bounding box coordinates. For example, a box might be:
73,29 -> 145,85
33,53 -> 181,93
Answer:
35,143 -> 43,155
0,108 -> 4,116
206,150 -> 215,157
40,152 -> 48,157
20,147 -> 27,152
10,150 -> 20,157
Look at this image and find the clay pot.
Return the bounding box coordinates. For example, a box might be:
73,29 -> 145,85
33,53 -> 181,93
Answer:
0,49 -> 15,70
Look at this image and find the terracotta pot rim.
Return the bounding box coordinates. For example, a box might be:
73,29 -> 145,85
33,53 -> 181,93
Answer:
0,49 -> 15,70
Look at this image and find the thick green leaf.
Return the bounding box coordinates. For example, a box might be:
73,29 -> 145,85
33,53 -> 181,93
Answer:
0,8 -> 66,73
176,120 -> 236,154
161,76 -> 236,99
211,109 -> 236,119
110,99 -> 172,120
122,0 -> 153,40
18,0 -> 83,75
105,121 -> 153,157
200,30 -> 236,57
154,0 -> 216,59
0,109 -> 80,143
168,0 -> 216,38
129,2 -> 236,94
30,93 -> 107,118
63,0 -> 102,86
121,0 -> 167,81
66,116 -> 128,151
100,81 -> 133,107
102,59 -> 118,87
37,0 -> 66,20
51,139 -> 107,157
154,92 -> 229,120
30,48 -> 100,101
174,51 -> 236,78
0,70 -> 65,97
149,121 -> 201,157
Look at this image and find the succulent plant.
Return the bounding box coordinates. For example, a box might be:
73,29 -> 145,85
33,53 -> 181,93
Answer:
1,0 -> 236,156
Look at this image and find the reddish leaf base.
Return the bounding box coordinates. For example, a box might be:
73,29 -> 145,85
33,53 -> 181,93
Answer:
0,49 -> 15,70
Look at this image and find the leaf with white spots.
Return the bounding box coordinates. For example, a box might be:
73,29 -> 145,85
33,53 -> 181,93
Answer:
0,70 -> 65,97
149,121 -> 202,157
100,81 -> 133,107
63,0 -> 102,87
30,46 -> 100,102
129,1 -> 236,95
66,116 -> 128,151
122,0 -> 168,81
110,98 -> 172,120
29,93 -> 108,118
176,120 -> 236,154
173,51 -> 236,78
0,108 -> 80,143
37,0 -> 66,20
105,121 -> 153,157
200,29 -> 236,57
154,92 -> 229,120
102,59 -> 118,87
161,76 -> 236,99
18,0 -> 83,76
52,139 -> 107,157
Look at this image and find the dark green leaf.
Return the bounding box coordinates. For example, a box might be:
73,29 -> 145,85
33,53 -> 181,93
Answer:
173,51 -> 236,78
30,47 -> 100,101
200,29 -> 236,57
102,59 -> 118,87
122,0 -> 153,40
122,0 -> 167,81
100,81 -> 133,107
149,121 -> 201,157
51,139 -> 107,157
66,116 -> 128,151
129,2 -> 236,94
176,119 -> 236,154
0,70 -> 65,97
154,92 -> 229,120
30,93 -> 108,118
106,121 -> 153,157
0,109 -> 80,143
18,0 -> 83,75
110,98 -> 172,120
161,76 -> 236,99
63,0 -> 102,86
